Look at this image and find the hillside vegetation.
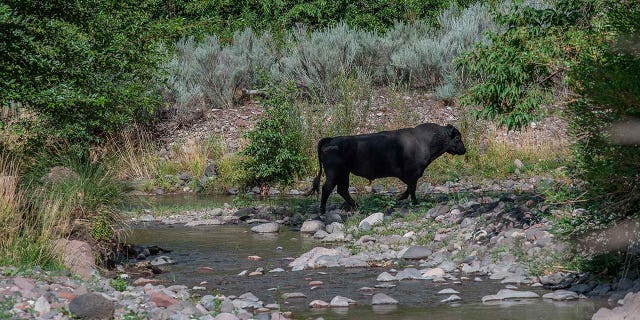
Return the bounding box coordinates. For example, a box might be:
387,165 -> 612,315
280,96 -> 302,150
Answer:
1,0 -> 638,277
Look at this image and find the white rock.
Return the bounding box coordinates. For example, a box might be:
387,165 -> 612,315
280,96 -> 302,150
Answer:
359,212 -> 384,229
441,295 -> 462,303
309,300 -> 329,308
377,272 -> 396,282
330,296 -> 355,307
301,220 -> 325,233
421,267 -> 445,278
371,293 -> 398,305
437,288 -> 460,295
482,289 -> 540,302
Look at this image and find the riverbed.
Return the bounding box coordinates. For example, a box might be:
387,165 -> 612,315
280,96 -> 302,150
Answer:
125,216 -> 602,319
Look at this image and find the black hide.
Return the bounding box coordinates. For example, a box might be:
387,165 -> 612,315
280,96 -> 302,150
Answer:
307,123 -> 467,213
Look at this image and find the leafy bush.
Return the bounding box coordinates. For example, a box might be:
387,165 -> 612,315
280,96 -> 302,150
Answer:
567,1 -> 640,222
458,0 -> 595,129
242,87 -> 308,187
0,1 -> 168,152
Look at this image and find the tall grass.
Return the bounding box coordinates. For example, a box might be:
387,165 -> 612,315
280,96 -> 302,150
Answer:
0,151 -> 127,268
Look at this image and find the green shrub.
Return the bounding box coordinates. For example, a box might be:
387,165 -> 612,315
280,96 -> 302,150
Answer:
0,0 -> 167,152
242,87 -> 308,187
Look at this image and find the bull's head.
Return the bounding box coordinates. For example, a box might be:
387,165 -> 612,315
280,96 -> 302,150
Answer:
446,124 -> 466,155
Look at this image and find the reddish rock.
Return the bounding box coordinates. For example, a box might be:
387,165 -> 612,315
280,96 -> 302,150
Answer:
150,291 -> 179,307
133,278 -> 159,286
247,255 -> 262,261
55,291 -> 76,301
308,281 -> 324,286
53,239 -> 97,280
197,267 -> 215,273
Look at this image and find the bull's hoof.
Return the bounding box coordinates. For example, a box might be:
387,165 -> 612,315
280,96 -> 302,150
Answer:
340,202 -> 359,212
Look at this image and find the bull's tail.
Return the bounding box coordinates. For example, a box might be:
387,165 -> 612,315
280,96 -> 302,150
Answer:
305,137 -> 332,196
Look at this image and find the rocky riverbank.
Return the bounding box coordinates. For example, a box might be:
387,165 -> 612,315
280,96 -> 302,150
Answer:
3,176 -> 638,320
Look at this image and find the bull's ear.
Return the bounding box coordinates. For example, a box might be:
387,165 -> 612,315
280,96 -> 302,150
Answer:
446,124 -> 455,137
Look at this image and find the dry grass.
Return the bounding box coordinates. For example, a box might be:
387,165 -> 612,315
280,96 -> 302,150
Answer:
0,153 -> 68,267
103,127 -> 160,180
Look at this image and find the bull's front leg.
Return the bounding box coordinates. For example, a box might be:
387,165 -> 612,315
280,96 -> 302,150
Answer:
398,178 -> 419,204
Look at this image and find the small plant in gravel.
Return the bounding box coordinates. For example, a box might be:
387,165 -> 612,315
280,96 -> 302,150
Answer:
110,277 -> 128,292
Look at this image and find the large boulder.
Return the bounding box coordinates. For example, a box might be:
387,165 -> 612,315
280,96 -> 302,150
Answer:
401,246 -> 432,259
592,291 -> 640,320
53,239 -> 97,280
250,222 -> 280,233
300,220 -> 325,233
69,293 -> 114,319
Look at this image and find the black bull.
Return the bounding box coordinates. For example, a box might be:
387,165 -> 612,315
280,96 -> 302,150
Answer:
306,123 -> 467,214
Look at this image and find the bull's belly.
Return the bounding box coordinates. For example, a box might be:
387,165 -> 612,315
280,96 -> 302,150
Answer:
350,168 -> 398,181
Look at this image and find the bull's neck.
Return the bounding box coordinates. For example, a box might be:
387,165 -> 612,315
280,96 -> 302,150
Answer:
427,133 -> 448,163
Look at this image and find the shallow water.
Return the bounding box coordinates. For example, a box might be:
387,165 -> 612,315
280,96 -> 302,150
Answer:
125,223 -> 602,320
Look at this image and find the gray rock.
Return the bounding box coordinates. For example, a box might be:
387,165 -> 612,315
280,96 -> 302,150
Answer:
214,313 -> 239,320
220,300 -> 235,313
330,296 -> 355,307
377,272 -> 396,282
322,231 -> 346,242
301,220 -> 325,233
204,163 -> 217,177
539,272 -> 568,286
314,255 -> 341,268
200,295 -> 218,311
69,293 -> 114,320
359,212 -> 383,229
282,292 -> 307,299
569,283 -> 595,294
427,205 -> 450,218
324,211 -> 343,224
441,295 -> 462,303
592,284 -> 613,296
500,275 -> 531,285
309,300 -> 329,308
371,293 -> 398,305
179,172 -> 193,181
437,288 -> 460,295
338,257 -> 368,268
396,268 -> 422,280
250,222 -> 280,233
34,296 -> 50,315
326,222 -> 344,234
482,289 -> 540,302
422,268 -> 445,279
313,230 -> 328,239
151,256 -> 175,266
592,292 -> 640,320
401,246 -> 432,260
542,290 -> 579,301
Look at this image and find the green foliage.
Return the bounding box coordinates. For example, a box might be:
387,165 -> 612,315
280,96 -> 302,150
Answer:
109,277 -> 128,292
458,0 -> 597,129
567,1 -> 640,222
242,87 -> 308,187
0,0 -> 169,152
358,195 -> 397,214
154,0 -> 480,41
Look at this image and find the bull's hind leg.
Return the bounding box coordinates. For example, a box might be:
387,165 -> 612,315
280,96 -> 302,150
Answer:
320,176 -> 336,215
337,175 -> 357,211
